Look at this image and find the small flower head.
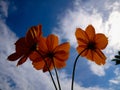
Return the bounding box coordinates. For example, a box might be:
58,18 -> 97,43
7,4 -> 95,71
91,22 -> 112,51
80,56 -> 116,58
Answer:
7,25 -> 42,66
31,34 -> 70,72
75,25 -> 108,65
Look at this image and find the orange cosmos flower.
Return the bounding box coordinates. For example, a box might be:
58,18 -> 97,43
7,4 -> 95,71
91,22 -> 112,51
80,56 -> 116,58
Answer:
7,25 -> 42,66
30,34 -> 70,72
75,25 -> 108,65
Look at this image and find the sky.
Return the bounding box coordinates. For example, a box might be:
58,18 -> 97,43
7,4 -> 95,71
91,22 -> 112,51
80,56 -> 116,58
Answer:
0,0 -> 120,90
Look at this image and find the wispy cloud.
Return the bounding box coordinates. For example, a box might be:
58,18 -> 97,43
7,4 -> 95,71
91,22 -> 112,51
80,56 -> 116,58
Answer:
109,68 -> 120,84
0,0 -> 9,19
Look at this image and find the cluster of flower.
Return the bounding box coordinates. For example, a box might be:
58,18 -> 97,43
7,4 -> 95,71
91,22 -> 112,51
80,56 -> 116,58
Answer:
7,24 -> 108,90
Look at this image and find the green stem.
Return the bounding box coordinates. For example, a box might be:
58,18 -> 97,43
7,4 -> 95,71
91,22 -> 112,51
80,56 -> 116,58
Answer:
36,50 -> 58,90
71,49 -> 87,90
52,58 -> 61,90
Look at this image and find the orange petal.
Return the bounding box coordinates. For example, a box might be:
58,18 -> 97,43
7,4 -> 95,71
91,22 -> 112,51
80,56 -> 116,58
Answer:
29,51 -> 42,62
54,58 -> 66,69
85,25 -> 95,41
15,38 -> 29,54
95,34 -> 108,50
17,55 -> 28,66
54,51 -> 69,61
7,53 -> 22,61
46,34 -> 59,51
43,58 -> 53,72
26,25 -> 42,46
55,42 -> 70,52
85,49 -> 94,61
48,62 -> 54,71
32,60 -> 45,70
75,28 -> 88,44
76,45 -> 88,56
54,42 -> 70,61
94,49 -> 106,65
38,37 -> 48,55
77,38 -> 88,46
87,49 -> 106,65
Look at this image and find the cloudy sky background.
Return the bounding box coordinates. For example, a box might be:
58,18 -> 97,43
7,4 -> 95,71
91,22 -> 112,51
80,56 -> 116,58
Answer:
0,0 -> 120,90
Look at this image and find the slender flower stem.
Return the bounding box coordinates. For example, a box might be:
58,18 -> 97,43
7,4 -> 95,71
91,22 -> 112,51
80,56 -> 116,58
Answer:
35,50 -> 58,90
71,49 -> 87,90
52,58 -> 61,90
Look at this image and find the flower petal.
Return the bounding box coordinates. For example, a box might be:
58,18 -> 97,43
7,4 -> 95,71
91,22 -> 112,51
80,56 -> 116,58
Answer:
54,51 -> 69,61
15,37 -> 28,54
88,49 -> 106,65
26,25 -> 42,46
29,51 -> 42,62
75,28 -> 88,44
32,60 -> 45,70
94,49 -> 106,65
54,42 -> 70,61
55,42 -> 70,52
46,34 -> 59,51
54,58 -> 66,69
85,49 -> 94,61
43,58 -> 53,72
85,25 -> 95,40
76,45 -> 88,56
7,53 -> 22,61
95,34 -> 108,50
17,55 -> 28,66
38,37 -> 48,55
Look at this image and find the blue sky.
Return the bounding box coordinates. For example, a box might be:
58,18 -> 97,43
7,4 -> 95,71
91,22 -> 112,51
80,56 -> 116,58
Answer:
1,0 -> 120,90
6,0 -> 73,37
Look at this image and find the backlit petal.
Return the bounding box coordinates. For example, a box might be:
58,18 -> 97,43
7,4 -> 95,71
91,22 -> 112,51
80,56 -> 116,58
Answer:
17,55 -> 28,66
92,49 -> 106,65
95,34 -> 108,50
46,34 -> 59,51
54,51 -> 69,61
32,60 -> 45,70
85,25 -> 95,41
94,49 -> 106,65
8,53 -> 22,61
54,58 -> 66,69
85,50 -> 94,61
77,38 -> 88,46
54,42 -> 70,52
76,45 -> 88,57
38,37 -> 48,55
26,29 -> 36,46
54,42 -> 70,61
75,28 -> 88,44
15,37 -> 28,54
29,51 -> 42,62
43,58 -> 53,72
26,25 -> 42,46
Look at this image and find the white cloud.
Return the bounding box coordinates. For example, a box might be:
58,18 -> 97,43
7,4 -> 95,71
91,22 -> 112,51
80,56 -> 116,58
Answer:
0,0 -> 9,19
1,0 -> 120,90
0,1 -> 111,90
88,62 -> 105,76
105,11 -> 120,49
0,24 -> 110,90
53,0 -> 120,78
0,19 -> 55,90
